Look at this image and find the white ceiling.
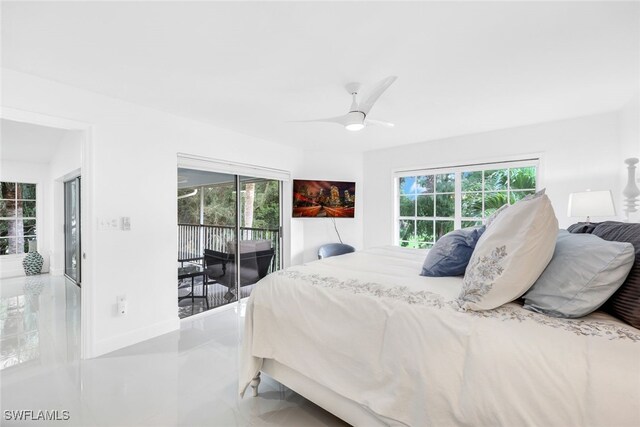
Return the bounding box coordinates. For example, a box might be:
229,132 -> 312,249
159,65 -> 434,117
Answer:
1,119 -> 71,164
2,1 -> 639,153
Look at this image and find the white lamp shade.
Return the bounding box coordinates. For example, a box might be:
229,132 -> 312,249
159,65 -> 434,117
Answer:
567,190 -> 616,218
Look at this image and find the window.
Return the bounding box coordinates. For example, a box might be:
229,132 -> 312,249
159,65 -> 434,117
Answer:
396,161 -> 537,248
0,182 -> 37,255
399,174 -> 456,248
461,166 -> 537,227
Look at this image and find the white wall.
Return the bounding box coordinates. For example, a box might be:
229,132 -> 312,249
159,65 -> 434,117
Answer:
291,150 -> 364,264
4,65 -> 635,357
2,68 -> 305,357
619,92 -> 640,158
48,130 -> 83,275
0,160 -> 50,277
363,112 -> 625,248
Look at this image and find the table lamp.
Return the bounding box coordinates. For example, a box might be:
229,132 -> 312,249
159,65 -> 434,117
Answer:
567,190 -> 615,223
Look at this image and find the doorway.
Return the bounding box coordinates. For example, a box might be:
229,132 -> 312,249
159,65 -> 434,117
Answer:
177,166 -> 283,318
64,176 -> 81,285
1,108 -> 93,359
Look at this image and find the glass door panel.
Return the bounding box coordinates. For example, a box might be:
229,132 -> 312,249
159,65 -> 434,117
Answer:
177,168 -> 237,318
64,177 -> 81,285
176,167 -> 283,318
203,176 -> 238,307
237,176 -> 282,300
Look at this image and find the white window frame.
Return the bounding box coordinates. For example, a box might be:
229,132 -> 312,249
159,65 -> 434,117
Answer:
393,157 -> 541,247
0,181 -> 38,256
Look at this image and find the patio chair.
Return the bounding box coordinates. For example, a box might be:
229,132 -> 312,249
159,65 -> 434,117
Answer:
204,243 -> 275,296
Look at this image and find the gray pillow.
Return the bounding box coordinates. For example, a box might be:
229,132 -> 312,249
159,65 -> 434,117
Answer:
523,230 -> 635,318
421,226 -> 485,277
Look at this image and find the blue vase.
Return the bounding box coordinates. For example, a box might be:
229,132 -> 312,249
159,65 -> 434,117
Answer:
23,240 -> 43,276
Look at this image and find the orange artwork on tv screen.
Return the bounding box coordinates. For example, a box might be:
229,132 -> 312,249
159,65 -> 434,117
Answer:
292,180 -> 355,218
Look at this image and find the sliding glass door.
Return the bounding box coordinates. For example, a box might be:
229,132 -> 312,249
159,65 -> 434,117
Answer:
177,167 -> 282,319
237,176 -> 281,299
64,177 -> 81,285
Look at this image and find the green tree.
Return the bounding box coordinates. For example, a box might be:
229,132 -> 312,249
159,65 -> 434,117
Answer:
467,167 -> 537,217
178,180 -> 281,229
177,188 -> 200,223
509,167 -> 536,190
252,181 -> 280,229
203,183 -> 236,226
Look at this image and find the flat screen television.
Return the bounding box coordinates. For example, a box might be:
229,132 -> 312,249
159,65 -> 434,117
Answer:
292,179 -> 355,218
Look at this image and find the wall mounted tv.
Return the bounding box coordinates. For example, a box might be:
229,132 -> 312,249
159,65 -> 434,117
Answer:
292,180 -> 355,218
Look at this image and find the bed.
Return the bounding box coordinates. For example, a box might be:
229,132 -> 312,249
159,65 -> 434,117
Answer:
240,246 -> 640,426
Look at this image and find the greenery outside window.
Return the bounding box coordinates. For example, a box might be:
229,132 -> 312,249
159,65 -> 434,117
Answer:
0,182 -> 37,255
178,180 -> 280,229
396,161 -> 537,248
399,173 -> 455,248
461,166 -> 537,227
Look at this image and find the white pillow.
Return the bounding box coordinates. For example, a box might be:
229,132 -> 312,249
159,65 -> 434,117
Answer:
484,189 -> 546,228
457,194 -> 558,311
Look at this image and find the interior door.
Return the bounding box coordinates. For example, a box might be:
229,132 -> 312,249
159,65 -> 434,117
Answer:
64,177 -> 81,285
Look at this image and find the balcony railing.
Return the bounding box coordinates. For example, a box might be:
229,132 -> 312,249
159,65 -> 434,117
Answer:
177,223 -> 280,274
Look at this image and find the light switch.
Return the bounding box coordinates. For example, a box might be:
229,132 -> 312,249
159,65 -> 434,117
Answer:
120,217 -> 131,231
98,217 -> 119,231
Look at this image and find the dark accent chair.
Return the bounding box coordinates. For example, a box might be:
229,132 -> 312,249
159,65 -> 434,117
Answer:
318,243 -> 355,259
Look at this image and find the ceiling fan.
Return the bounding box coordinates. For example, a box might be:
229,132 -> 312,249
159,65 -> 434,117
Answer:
297,76 -> 397,132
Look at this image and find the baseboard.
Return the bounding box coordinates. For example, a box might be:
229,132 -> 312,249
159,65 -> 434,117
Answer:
92,317 -> 180,358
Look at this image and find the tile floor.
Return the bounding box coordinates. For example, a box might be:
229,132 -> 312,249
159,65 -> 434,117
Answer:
0,274 -> 347,426
178,278 -> 255,319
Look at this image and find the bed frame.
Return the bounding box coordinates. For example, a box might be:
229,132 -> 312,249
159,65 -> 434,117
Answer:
250,359 -> 388,426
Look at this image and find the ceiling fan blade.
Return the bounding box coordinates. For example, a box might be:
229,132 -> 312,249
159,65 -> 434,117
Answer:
366,119 -> 395,128
290,115 -> 350,126
358,76 -> 397,115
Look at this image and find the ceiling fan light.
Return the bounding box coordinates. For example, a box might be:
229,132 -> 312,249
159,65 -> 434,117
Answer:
345,123 -> 365,131
344,111 -> 365,131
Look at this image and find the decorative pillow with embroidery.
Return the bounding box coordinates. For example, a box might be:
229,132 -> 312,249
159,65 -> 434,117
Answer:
457,194 -> 558,311
484,188 -> 546,229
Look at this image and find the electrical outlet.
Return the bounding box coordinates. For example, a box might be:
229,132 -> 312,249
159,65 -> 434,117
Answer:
117,295 -> 127,316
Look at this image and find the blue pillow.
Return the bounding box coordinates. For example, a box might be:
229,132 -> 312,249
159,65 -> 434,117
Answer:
420,226 -> 485,277
523,230 -> 635,318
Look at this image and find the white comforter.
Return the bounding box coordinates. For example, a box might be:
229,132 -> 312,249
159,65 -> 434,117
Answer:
240,246 -> 640,427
